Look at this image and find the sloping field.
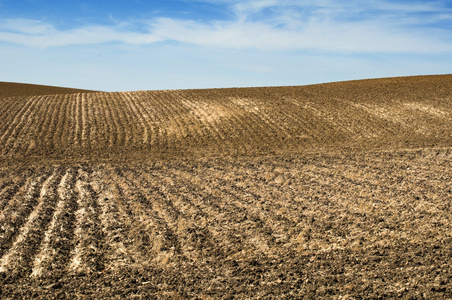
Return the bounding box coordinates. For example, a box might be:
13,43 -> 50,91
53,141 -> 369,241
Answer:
0,75 -> 452,298
0,75 -> 451,163
0,82 -> 95,98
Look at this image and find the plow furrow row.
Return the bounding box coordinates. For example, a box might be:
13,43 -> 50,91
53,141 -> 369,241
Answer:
31,168 -> 77,278
0,148 -> 449,297
0,170 -> 61,278
0,77 -> 451,159
70,169 -> 104,274
0,172 -> 48,258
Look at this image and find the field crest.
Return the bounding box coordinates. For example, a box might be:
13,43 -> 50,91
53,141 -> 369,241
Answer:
0,75 -> 451,163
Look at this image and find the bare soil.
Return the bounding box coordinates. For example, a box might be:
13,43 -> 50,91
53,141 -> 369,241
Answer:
0,75 -> 451,165
0,82 -> 95,98
0,75 -> 451,299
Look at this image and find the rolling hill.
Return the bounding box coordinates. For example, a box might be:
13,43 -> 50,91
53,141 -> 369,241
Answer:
0,81 -> 95,98
0,74 -> 451,164
0,75 -> 451,299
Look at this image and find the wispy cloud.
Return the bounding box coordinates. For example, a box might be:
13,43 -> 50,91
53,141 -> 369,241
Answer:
147,16 -> 450,53
1,0 -> 451,53
0,19 -> 162,47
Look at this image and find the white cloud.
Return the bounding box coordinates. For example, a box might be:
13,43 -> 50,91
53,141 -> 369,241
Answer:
0,19 -> 56,35
0,1 -> 451,53
147,15 -> 451,53
0,19 -> 163,47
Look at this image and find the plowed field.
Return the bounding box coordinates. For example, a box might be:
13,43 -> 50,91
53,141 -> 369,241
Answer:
0,82 -> 95,98
0,75 -> 451,164
0,75 -> 452,299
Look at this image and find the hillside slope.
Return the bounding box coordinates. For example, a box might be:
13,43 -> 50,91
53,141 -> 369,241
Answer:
0,82 -> 95,98
1,75 -> 452,298
0,75 -> 451,163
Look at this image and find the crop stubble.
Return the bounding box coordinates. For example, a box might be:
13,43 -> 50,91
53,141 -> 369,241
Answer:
0,150 -> 451,298
0,75 -> 452,298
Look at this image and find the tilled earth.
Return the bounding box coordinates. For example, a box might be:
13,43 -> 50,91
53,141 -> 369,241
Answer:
0,82 -> 95,98
0,148 -> 451,299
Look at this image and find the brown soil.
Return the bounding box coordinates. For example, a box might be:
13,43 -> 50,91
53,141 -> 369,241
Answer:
0,74 -> 451,165
0,82 -> 96,98
0,75 -> 451,299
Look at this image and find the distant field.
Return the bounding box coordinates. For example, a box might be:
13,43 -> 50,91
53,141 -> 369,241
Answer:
0,75 -> 451,164
0,75 -> 451,298
0,82 -> 95,98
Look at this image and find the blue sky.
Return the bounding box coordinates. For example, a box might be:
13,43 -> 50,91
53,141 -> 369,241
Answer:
1,0 -> 451,91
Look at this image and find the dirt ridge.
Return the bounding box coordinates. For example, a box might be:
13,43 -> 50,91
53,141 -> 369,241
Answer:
0,82 -> 96,98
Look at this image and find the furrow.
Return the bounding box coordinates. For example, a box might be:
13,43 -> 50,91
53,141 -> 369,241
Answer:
144,92 -> 173,150
0,97 -> 32,147
6,96 -> 46,155
52,94 -> 70,153
0,170 -> 61,278
33,95 -> 62,153
131,91 -> 164,146
214,94 -> 266,152
31,168 -> 77,278
0,175 -> 27,213
169,96 -> 204,148
130,92 -> 153,145
88,93 -> 107,150
83,93 -> 95,149
245,98 -> 294,140
73,93 -> 82,147
303,155 -> 452,244
301,100 -> 349,142
108,167 -> 181,265
162,166 -> 283,256
107,93 -> 127,148
0,97 -> 21,126
69,168 -> 105,274
117,92 -> 143,146
152,91 -> 186,151
172,91 -> 214,149
97,93 -> 117,149
209,178 -> 297,245
17,95 -> 51,154
128,92 -> 158,147
135,92 -> 162,151
264,91 -> 323,140
119,168 -> 180,225
35,95 -> 59,151
200,158 -> 308,226
127,167 -> 223,261
143,163 -> 277,258
0,96 -> 44,156
112,92 -> 135,146
0,172 -> 48,258
0,176 -> 12,192
161,92 -> 190,148
61,94 -> 77,153
142,91 -> 169,150
91,168 -> 143,270
80,94 -> 90,149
